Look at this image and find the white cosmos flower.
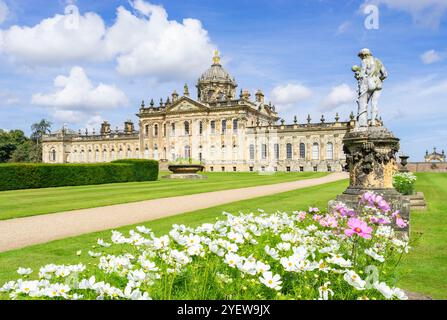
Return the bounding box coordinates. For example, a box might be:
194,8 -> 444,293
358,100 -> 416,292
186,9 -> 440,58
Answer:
276,242 -> 291,251
97,239 -> 112,248
265,246 -> 280,260
259,272 -> 282,291
373,281 -> 394,299
227,231 -> 244,244
153,235 -> 170,250
17,267 -> 33,276
88,251 -> 102,258
255,261 -> 271,274
280,256 -> 298,272
327,254 -> 352,268
343,270 -> 366,290
124,286 -> 151,300
224,253 -> 241,268
364,248 -> 385,262
136,226 -> 152,234
318,282 -> 334,300
79,276 -> 97,290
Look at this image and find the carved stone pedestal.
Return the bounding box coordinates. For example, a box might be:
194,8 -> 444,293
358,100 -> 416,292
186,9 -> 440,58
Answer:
334,127 -> 410,232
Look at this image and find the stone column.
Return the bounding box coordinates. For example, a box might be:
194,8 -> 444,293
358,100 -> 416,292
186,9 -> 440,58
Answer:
335,127 -> 410,232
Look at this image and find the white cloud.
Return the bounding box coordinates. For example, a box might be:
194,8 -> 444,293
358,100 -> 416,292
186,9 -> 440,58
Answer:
421,49 -> 443,64
0,1 -> 8,25
0,0 -> 215,82
31,66 -> 128,111
320,84 -> 356,111
270,83 -> 312,110
364,0 -> 447,28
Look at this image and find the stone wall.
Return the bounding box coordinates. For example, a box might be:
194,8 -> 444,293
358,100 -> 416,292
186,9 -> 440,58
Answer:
405,162 -> 447,173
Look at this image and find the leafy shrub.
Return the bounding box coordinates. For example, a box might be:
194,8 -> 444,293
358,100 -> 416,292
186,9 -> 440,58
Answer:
0,159 -> 159,191
393,172 -> 417,195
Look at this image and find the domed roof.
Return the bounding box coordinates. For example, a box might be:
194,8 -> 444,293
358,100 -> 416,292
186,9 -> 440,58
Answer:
198,50 -> 236,85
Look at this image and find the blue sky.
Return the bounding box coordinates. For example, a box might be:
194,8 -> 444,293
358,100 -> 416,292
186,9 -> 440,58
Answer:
1,0 -> 447,161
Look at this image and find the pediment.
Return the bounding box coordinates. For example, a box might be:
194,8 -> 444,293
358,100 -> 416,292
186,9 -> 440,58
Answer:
167,97 -> 210,114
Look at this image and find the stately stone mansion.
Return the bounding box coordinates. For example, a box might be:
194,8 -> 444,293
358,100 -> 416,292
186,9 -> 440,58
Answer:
43,51 -> 357,173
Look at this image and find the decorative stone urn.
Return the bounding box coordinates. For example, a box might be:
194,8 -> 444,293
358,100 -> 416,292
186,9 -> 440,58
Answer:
163,164 -> 207,180
334,127 -> 410,232
399,155 -> 410,173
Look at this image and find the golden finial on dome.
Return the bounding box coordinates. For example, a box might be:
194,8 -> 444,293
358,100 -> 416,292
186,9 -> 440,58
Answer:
213,49 -> 221,65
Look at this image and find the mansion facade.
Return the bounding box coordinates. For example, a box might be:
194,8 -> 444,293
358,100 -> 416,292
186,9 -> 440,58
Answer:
43,52 -> 356,173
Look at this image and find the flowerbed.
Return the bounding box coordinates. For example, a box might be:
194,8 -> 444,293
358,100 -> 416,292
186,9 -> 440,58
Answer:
1,192 -> 410,300
393,172 -> 417,195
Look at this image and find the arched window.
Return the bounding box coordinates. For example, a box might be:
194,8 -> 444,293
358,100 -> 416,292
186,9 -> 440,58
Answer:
95,149 -> 100,162
184,121 -> 190,135
163,123 -> 166,137
144,147 -> 150,159
136,148 -> 140,159
221,120 -> 227,134
300,143 -> 306,159
102,149 -> 107,162
119,148 -> 124,159
50,149 -> 57,162
326,143 -> 334,160
286,143 -> 293,160
111,149 -> 116,160
312,143 -> 320,160
127,148 -> 132,159
184,145 -> 191,159
88,149 -> 92,162
73,150 -> 78,163
80,150 -> 85,162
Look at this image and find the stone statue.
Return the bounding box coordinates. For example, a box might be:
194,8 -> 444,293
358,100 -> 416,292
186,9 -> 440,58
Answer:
352,48 -> 388,129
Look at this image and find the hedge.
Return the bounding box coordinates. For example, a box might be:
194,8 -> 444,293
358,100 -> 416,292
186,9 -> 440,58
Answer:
0,159 -> 159,191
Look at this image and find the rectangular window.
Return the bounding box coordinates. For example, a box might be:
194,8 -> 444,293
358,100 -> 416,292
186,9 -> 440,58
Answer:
233,119 -> 238,134
261,144 -> 267,160
286,144 -> 293,160
300,143 -> 306,159
314,166 -> 318,172
171,123 -> 175,136
286,166 -> 291,172
233,167 -> 237,172
300,166 -> 304,172
211,121 -> 216,134
274,144 -> 279,160
249,144 -> 255,160
199,121 -> 203,135
210,166 -> 214,172
327,166 -> 332,172
249,166 -> 254,172
222,120 -> 227,135
222,167 -> 225,172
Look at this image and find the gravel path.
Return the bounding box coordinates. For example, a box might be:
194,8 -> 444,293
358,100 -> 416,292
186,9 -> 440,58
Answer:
0,173 -> 348,253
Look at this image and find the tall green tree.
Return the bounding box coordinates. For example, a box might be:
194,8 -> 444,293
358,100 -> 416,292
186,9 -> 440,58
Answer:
30,119 -> 52,162
0,129 -> 29,163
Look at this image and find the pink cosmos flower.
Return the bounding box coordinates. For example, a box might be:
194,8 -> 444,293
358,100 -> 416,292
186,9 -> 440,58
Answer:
344,218 -> 373,239
313,214 -> 323,221
309,207 -> 320,213
392,211 -> 408,228
320,216 -> 338,228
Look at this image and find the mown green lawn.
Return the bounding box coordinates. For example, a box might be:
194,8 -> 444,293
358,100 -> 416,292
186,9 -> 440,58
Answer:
0,171 -> 326,220
396,173 -> 447,300
0,180 -> 348,294
0,173 -> 445,299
